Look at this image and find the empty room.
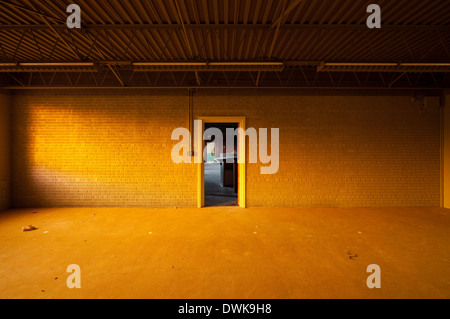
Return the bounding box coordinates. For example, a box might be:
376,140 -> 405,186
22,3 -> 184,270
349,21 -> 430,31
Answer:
0,0 -> 449,302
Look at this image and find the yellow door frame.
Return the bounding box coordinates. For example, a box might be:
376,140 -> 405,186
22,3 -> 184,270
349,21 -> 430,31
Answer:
196,117 -> 246,208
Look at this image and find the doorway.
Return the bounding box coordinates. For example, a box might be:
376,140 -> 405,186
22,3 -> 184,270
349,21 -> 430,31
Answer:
204,123 -> 239,207
196,117 -> 246,208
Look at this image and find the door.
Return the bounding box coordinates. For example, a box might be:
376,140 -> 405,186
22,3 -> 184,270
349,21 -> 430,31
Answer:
196,117 -> 246,208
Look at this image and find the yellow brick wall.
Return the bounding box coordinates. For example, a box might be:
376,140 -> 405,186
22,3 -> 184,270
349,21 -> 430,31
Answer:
444,90 -> 450,208
12,90 -> 196,208
0,91 -> 11,211
195,89 -> 441,207
11,89 -> 441,208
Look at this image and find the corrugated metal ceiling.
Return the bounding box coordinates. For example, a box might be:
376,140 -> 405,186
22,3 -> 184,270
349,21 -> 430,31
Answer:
0,0 -> 449,88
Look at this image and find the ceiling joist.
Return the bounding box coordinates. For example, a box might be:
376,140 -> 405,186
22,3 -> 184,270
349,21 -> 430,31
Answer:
0,0 -> 448,89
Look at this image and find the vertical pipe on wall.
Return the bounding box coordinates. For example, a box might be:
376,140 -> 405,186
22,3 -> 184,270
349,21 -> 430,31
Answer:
188,89 -> 197,157
441,98 -> 445,207
188,89 -> 192,155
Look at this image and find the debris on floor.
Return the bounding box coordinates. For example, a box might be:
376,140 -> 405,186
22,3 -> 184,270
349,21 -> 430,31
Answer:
22,225 -> 37,232
345,250 -> 358,260
87,214 -> 96,223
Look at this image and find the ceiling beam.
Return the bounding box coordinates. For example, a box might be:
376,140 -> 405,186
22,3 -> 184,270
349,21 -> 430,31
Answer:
271,0 -> 303,28
23,1 -> 81,60
1,61 -> 449,73
1,85 -> 445,91
107,64 -> 125,87
267,0 -> 289,58
0,0 -> 66,24
1,23 -> 449,31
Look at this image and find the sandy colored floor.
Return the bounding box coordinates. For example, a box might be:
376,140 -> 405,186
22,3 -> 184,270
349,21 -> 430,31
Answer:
0,207 -> 449,299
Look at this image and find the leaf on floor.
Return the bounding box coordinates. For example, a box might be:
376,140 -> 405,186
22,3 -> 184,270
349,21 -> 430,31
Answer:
22,225 -> 37,232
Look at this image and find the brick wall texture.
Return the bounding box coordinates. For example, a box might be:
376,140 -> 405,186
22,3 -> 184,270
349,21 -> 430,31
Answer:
0,91 -> 10,211
11,89 -> 441,208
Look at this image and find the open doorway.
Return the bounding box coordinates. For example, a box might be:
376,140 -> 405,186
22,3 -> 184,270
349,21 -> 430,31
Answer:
196,117 -> 246,208
204,123 -> 239,207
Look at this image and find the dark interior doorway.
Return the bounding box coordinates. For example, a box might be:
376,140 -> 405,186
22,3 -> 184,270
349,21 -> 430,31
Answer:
204,123 -> 239,207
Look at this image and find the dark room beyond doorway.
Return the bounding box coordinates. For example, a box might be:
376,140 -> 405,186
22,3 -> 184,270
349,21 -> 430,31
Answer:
204,123 -> 239,207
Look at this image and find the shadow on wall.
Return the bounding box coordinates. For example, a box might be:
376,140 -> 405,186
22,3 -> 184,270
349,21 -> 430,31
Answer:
12,91 -> 196,208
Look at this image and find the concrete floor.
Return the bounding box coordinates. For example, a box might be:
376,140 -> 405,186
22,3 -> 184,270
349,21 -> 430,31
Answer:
0,207 -> 449,299
205,163 -> 238,207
